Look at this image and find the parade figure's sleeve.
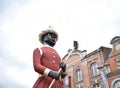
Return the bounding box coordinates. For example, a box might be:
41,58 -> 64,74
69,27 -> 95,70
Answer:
33,48 -> 50,75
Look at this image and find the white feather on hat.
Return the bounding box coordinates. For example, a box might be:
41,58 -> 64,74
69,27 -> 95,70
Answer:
39,26 -> 58,43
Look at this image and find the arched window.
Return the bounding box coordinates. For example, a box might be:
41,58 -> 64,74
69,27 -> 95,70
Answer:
114,80 -> 120,88
63,75 -> 69,86
75,85 -> 83,88
76,69 -> 82,82
116,55 -> 120,69
93,83 -> 101,88
91,62 -> 99,76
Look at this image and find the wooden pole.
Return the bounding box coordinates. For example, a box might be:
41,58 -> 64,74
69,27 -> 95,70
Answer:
48,49 -> 73,88
69,76 -> 71,88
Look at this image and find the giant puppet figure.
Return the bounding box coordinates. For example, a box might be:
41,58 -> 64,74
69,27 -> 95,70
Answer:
33,27 -> 66,88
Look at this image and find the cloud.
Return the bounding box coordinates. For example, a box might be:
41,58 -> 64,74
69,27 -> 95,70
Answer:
0,1 -> 37,88
0,0 -> 120,88
0,29 -> 37,88
0,48 -> 36,88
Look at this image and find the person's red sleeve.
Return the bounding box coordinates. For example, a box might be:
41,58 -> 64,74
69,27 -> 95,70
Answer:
33,48 -> 46,75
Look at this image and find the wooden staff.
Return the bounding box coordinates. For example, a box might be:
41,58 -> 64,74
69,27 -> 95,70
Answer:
48,41 -> 78,88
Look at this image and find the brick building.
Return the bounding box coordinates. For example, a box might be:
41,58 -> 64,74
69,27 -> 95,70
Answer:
63,36 -> 120,88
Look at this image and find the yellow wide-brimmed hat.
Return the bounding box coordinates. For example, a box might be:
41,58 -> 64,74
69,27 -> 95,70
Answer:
39,26 -> 58,43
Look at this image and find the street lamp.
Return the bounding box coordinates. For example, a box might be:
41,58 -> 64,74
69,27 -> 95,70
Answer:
103,63 -> 110,67
97,63 -> 109,69
97,63 -> 110,88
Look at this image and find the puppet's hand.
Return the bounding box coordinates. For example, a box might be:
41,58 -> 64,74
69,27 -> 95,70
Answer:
48,71 -> 60,80
60,62 -> 66,72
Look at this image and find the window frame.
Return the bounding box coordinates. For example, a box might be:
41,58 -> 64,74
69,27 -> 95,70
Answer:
90,62 -> 100,76
63,75 -> 69,86
114,80 -> 120,88
76,69 -> 82,82
93,83 -> 101,88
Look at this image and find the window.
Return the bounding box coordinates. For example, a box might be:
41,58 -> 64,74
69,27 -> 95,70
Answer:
63,75 -> 69,86
116,55 -> 120,69
93,83 -> 101,88
76,69 -> 82,82
104,67 -> 111,73
80,51 -> 86,59
114,80 -> 120,88
115,43 -> 120,51
91,62 -> 99,76
68,65 -> 73,71
75,85 -> 81,88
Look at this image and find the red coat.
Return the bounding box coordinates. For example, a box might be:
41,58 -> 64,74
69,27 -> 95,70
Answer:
33,45 -> 64,88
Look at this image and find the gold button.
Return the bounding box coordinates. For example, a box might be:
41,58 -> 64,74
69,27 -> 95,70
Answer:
53,56 -> 56,58
52,52 -> 55,54
52,61 -> 55,63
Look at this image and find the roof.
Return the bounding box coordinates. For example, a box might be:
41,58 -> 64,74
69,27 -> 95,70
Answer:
110,36 -> 120,44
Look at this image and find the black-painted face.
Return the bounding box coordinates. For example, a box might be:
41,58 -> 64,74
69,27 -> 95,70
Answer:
42,33 -> 57,47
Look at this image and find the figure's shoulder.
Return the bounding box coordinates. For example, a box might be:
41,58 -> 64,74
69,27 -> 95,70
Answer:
33,45 -> 43,50
34,47 -> 43,51
33,47 -> 39,50
33,48 -> 39,53
33,47 -> 43,56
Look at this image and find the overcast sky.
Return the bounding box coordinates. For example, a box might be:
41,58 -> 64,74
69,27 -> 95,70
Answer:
0,0 -> 120,88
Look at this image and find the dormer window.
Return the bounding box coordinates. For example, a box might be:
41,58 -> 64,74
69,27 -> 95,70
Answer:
116,43 -> 120,51
116,55 -> 120,69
